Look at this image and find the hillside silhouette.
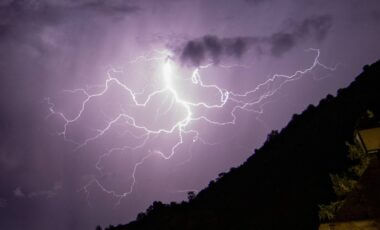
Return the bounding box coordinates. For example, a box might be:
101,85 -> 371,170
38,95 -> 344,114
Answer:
101,60 -> 380,230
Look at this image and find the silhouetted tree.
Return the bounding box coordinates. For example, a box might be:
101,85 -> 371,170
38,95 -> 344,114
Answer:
136,212 -> 146,221
266,130 -> 279,142
319,118 -> 376,221
187,191 -> 196,201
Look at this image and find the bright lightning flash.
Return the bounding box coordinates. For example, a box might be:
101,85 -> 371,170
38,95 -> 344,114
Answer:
45,48 -> 336,206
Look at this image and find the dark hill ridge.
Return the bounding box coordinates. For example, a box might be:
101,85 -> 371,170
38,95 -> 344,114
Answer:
104,61 -> 380,230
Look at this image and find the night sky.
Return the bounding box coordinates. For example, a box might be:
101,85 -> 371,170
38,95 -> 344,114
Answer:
1,0 -> 380,229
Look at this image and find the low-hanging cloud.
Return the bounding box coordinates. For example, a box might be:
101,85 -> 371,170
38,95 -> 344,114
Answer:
180,36 -> 248,66
179,15 -> 333,66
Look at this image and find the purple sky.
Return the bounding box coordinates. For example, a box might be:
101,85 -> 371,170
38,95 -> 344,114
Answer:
1,0 -> 380,229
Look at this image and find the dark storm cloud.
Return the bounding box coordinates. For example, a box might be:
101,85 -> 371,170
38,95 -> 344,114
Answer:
180,36 -> 249,66
269,14 -> 332,56
179,15 -> 332,66
0,149 -> 20,172
81,0 -> 140,15
0,0 -> 61,37
0,198 -> 7,208
244,0 -> 269,4
0,0 -> 141,66
0,0 -> 139,37
371,11 -> 380,21
293,14 -> 333,42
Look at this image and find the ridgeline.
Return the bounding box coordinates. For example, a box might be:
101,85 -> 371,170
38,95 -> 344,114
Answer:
102,60 -> 380,230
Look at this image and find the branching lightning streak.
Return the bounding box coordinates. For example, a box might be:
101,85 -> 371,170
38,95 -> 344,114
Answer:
46,48 -> 336,206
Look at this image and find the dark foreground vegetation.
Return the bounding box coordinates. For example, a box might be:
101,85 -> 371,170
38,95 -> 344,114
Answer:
101,61 -> 380,230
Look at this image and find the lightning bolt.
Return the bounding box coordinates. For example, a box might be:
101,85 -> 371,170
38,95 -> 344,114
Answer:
45,48 -> 336,206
